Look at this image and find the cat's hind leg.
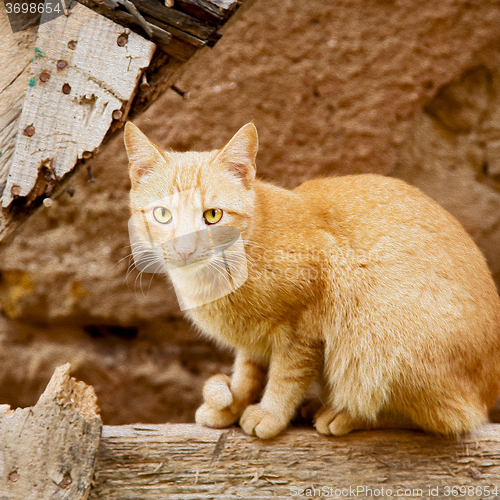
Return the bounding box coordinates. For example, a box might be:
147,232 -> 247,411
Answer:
313,405 -> 420,436
196,351 -> 266,429
313,407 -> 364,436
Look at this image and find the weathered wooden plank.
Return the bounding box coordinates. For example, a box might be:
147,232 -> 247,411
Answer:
75,0 -> 202,60
0,4 -> 37,198
90,423 -> 500,499
74,0 -> 176,49
175,0 -> 239,24
129,0 -> 215,40
0,364 -> 102,500
143,11 -> 206,49
1,2 -> 155,208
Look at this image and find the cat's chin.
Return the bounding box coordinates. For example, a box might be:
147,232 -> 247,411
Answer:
166,259 -> 215,285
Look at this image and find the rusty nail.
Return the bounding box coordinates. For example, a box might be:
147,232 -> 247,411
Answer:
39,71 -> 50,82
87,165 -> 97,182
117,34 -> 128,47
68,40 -> 77,50
24,125 -> 35,137
61,472 -> 72,487
11,185 -> 21,197
62,83 -> 71,94
57,60 -> 67,70
8,471 -> 19,482
171,85 -> 187,98
112,109 -> 123,120
140,73 -> 150,92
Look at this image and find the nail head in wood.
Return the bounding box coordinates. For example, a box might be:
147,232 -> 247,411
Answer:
8,471 -> 19,483
11,185 -> 21,197
62,83 -> 71,94
39,71 -> 50,82
57,59 -> 68,70
117,34 -> 128,47
112,109 -> 123,120
68,40 -> 77,50
165,0 -> 174,6
43,198 -> 53,208
140,73 -> 150,91
87,165 -> 97,182
61,472 -> 72,487
171,85 -> 188,98
24,125 -> 35,137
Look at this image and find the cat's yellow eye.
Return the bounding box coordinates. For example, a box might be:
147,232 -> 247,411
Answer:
153,206 -> 172,224
203,208 -> 223,225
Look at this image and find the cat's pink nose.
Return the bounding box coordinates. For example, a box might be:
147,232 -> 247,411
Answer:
176,247 -> 195,261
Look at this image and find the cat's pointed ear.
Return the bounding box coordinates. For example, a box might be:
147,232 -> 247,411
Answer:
124,122 -> 165,186
215,123 -> 258,186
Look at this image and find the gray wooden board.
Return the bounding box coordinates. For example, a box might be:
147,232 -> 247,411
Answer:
89,423 -> 500,499
0,4 -> 38,198
1,2 -> 155,207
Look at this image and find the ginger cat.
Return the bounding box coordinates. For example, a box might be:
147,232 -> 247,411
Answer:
124,121 -> 500,439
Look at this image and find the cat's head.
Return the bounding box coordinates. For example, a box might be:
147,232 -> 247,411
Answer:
124,123 -> 258,304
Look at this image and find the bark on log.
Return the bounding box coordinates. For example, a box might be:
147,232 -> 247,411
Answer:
0,364 -> 102,500
89,423 -> 500,499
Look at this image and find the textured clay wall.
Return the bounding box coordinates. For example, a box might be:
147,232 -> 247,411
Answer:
1,0 -> 500,424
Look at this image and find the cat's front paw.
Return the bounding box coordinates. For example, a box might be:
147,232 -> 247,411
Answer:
195,403 -> 239,428
195,374 -> 239,429
202,374 -> 233,410
240,403 -> 288,439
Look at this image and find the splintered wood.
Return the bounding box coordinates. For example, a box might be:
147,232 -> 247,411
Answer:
1,2 -> 155,207
0,364 -> 102,500
89,423 -> 500,499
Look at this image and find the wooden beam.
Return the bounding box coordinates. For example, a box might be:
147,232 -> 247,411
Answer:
0,3 -> 155,246
1,3 -> 155,209
90,423 -> 500,498
74,0 -> 174,50
122,0 -> 215,40
2,365 -> 500,498
0,4 -> 36,198
0,364 -> 102,500
75,0 -> 238,60
176,0 -> 240,24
